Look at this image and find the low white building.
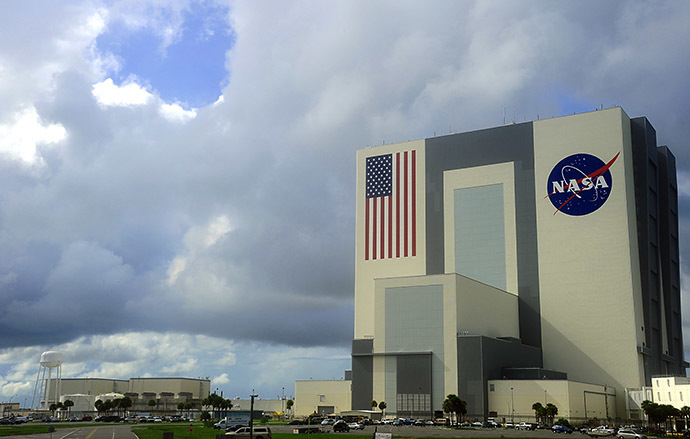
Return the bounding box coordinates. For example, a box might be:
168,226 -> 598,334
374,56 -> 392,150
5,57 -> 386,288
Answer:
488,380 -> 616,424
625,376 -> 690,421
60,394 -> 96,414
295,378 -> 352,417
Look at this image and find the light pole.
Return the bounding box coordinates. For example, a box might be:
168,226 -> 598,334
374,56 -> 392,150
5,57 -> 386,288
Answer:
249,393 -> 258,439
282,387 -> 285,421
604,385 -> 609,420
510,387 -> 514,423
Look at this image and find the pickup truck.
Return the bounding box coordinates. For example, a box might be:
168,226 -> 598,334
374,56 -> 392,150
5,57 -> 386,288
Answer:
516,422 -> 536,431
588,426 -> 615,437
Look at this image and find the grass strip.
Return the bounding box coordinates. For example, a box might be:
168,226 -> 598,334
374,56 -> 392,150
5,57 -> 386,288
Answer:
0,423 -> 96,436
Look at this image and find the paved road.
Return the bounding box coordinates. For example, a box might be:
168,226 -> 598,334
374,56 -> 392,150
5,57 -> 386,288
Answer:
3,425 -> 138,439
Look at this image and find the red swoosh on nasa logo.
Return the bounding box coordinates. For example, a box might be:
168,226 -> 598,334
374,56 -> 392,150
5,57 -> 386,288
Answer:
547,151 -> 620,215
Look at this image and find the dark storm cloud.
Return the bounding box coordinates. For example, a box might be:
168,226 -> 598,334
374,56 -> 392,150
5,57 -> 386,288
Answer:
1,1 -> 690,384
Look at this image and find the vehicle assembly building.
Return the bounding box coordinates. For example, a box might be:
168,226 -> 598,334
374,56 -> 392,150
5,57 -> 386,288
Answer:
350,107 -> 685,422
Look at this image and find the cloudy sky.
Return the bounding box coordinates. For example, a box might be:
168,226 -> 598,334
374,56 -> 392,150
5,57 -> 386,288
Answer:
1,0 -> 690,406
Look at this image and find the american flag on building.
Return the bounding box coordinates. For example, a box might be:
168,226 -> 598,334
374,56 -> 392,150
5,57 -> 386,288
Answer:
364,150 -> 417,260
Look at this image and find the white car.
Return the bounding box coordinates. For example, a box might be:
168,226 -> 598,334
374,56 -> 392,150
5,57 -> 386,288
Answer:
348,422 -> 364,430
617,429 -> 647,439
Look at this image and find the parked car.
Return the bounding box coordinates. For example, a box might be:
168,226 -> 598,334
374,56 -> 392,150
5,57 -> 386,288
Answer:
552,424 -> 573,433
617,428 -> 647,439
516,422 -> 536,430
589,426 -> 615,437
332,420 -> 349,432
348,422 -> 364,430
472,421 -> 483,428
505,422 -> 514,429
225,426 -> 272,439
321,418 -> 335,425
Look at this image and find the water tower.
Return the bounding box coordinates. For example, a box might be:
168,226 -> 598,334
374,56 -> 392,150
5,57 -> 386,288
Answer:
31,351 -> 63,410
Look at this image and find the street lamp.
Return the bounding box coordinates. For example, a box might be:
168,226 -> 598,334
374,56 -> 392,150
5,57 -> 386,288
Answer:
510,387 -> 514,423
282,387 -> 285,421
249,393 -> 258,439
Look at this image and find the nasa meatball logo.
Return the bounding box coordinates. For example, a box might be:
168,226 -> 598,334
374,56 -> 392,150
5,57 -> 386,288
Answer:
546,152 -> 620,216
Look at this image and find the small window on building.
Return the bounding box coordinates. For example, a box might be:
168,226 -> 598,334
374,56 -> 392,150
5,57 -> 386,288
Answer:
319,395 -> 325,402
680,392 -> 683,401
489,384 -> 494,391
668,379 -> 671,386
669,392 -> 672,400
658,392 -> 661,400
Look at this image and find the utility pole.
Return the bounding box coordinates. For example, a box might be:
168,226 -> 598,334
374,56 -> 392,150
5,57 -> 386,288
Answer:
249,393 -> 258,439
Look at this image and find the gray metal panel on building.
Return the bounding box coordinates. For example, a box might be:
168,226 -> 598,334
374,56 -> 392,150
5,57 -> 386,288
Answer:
424,123 -> 542,349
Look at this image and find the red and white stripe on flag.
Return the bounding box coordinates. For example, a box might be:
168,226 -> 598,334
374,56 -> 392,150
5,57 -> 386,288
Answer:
364,150 -> 417,260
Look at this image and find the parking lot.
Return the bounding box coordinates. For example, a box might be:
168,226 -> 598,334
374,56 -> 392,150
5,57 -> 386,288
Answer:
271,424 -> 590,438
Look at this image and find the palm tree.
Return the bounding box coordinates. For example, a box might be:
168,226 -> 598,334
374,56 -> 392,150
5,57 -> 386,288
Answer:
680,406 -> 690,430
95,399 -> 104,414
545,403 -> 558,426
378,401 -> 387,418
286,400 -> 294,419
148,399 -> 158,414
532,402 -> 544,424
442,394 -> 467,424
120,397 -> 132,416
185,402 -> 195,418
63,400 -> 74,417
370,400 -> 378,411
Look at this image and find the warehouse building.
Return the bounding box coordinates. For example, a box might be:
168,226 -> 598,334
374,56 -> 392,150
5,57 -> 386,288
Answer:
351,107 -> 685,421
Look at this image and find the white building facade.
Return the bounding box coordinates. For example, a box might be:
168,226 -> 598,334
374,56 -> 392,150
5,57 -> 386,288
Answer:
351,108 -> 685,420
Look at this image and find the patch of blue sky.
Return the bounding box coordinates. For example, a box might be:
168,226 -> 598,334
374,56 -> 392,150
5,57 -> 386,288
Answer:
97,4 -> 234,108
557,92 -> 597,116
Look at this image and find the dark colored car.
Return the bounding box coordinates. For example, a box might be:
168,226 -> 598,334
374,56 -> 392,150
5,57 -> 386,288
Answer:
552,424 -> 573,434
95,415 -> 121,422
333,420 -> 350,432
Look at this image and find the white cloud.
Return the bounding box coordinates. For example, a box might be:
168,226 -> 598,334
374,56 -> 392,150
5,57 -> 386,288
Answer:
160,357 -> 198,374
159,102 -> 197,122
677,171 -> 690,198
214,353 -> 237,367
92,78 -> 153,107
166,215 -> 232,285
213,373 -> 230,385
0,106 -> 66,164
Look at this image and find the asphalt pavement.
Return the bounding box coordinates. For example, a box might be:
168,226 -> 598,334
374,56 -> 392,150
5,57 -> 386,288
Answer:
2,424 -> 138,439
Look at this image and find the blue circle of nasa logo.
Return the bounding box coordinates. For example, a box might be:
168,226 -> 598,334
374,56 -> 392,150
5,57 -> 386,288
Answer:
546,152 -> 619,216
